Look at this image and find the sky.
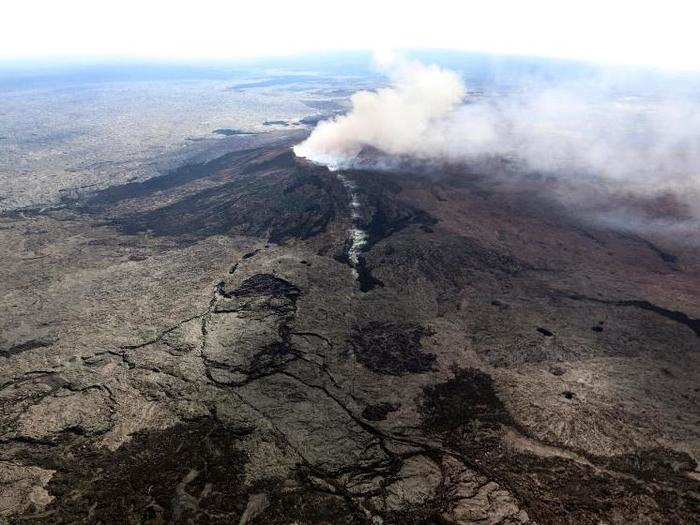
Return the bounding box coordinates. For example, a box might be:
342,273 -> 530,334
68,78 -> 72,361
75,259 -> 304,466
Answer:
2,0 -> 699,71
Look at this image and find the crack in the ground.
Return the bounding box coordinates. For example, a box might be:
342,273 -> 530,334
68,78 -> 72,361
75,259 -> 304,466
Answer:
563,292 -> 700,337
119,311 -> 208,350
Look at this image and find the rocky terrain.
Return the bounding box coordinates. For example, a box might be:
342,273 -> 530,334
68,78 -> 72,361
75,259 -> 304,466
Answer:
0,131 -> 698,523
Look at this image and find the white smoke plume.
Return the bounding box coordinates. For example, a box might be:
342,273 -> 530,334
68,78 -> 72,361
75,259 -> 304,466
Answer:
293,54 -> 466,167
294,54 -> 700,230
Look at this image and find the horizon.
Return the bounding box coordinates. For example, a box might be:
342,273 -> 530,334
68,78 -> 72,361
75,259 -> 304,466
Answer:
3,50 -> 700,91
3,1 -> 699,72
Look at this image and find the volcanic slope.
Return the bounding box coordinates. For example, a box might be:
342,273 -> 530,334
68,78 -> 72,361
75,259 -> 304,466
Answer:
1,134 -> 698,523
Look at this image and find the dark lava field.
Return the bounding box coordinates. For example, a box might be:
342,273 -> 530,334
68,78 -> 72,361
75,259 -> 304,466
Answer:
1,131 -> 698,523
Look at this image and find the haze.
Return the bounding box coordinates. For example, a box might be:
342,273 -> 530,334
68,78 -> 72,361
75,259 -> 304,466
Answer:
2,0 -> 699,71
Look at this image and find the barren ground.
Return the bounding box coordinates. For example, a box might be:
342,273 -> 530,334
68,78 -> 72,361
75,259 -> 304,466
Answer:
1,131 -> 698,523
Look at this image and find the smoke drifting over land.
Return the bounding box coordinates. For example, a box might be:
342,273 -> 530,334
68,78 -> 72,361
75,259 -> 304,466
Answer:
294,55 -> 700,232
294,56 -> 466,166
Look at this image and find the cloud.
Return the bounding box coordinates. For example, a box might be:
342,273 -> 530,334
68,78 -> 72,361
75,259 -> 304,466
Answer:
294,55 -> 700,231
293,54 -> 466,167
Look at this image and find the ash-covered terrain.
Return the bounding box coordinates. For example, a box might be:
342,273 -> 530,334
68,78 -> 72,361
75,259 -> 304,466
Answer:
1,56 -> 699,524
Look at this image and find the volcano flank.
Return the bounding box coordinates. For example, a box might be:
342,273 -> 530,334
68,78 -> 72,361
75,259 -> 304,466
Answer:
0,130 -> 698,524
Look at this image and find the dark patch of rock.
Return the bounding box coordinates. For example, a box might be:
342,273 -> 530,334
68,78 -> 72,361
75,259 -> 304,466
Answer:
227,274 -> 300,300
355,255 -> 384,292
420,368 -> 514,438
104,150 -> 346,244
0,335 -> 57,357
24,419 -> 251,523
592,448 -> 697,483
350,322 -> 436,376
215,274 -> 301,318
361,402 -> 399,421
